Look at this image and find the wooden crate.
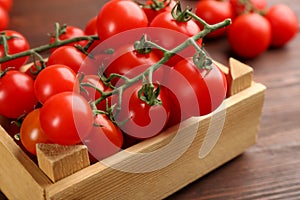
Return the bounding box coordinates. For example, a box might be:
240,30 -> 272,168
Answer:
0,58 -> 266,200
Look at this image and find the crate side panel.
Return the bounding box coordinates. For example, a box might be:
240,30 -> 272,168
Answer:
46,83 -> 265,200
0,126 -> 52,200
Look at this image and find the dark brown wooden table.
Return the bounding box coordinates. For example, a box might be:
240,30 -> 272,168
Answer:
1,0 -> 300,199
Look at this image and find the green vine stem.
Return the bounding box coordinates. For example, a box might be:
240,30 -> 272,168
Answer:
91,9 -> 231,114
0,23 -> 98,64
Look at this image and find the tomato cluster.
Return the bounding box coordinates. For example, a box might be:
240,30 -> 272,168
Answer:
195,0 -> 298,59
0,0 -> 12,31
0,0 -> 228,162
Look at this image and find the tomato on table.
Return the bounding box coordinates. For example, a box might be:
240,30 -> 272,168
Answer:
227,13 -> 271,58
0,0 -> 12,11
265,4 -> 298,47
39,92 -> 94,145
0,6 -> 9,31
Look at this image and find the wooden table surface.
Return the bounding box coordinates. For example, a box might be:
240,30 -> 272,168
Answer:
1,0 -> 300,199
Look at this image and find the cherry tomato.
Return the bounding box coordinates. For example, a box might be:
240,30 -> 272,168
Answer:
75,74 -> 112,111
104,44 -> 162,86
83,114 -> 123,161
84,16 -> 101,52
150,11 -> 201,37
20,109 -> 51,155
112,83 -> 171,139
34,64 -> 76,104
0,0 -> 12,11
150,11 -> 202,65
227,13 -> 271,58
265,4 -> 298,47
96,0 -> 148,41
0,30 -> 30,71
195,0 -> 233,38
0,70 -> 38,119
47,46 -> 87,73
49,25 -> 87,52
0,6 -> 9,31
39,92 -> 94,145
165,58 -> 227,127
141,0 -> 176,23
230,0 -> 267,16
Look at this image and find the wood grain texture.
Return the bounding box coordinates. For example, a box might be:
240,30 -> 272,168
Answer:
0,0 -> 299,199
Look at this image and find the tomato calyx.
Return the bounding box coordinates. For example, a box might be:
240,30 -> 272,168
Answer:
171,1 -> 193,22
236,0 -> 265,15
193,49 -> 213,71
136,0 -> 172,11
134,34 -> 153,54
138,82 -> 162,106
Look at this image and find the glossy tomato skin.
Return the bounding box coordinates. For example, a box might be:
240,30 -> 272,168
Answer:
265,4 -> 298,47
0,6 -> 9,31
0,0 -> 12,11
40,92 -> 94,145
104,44 -> 162,86
47,46 -> 87,73
83,114 -> 123,161
20,109 -> 51,155
49,26 -> 87,52
34,64 -> 76,104
0,30 -> 30,71
84,15 -> 101,52
195,0 -> 233,38
166,58 -> 227,127
228,13 -> 271,58
0,70 -> 38,119
112,83 -> 171,139
96,0 -> 148,41
150,11 -> 202,66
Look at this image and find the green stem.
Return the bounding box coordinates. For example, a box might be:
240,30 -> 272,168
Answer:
92,17 -> 231,107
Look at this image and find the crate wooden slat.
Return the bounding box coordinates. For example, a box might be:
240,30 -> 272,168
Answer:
0,58 -> 266,200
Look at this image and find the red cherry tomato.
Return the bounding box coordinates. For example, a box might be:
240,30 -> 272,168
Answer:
0,30 -> 30,71
20,109 -> 51,155
83,114 -> 123,161
0,70 -> 38,119
0,0 -> 12,11
150,11 -> 202,65
150,11 -> 201,37
49,25 -> 87,52
34,64 -> 76,104
265,4 -> 298,47
195,0 -> 233,38
230,0 -> 267,16
0,6 -> 9,31
227,13 -> 271,58
112,83 -> 171,139
47,46 -> 87,73
96,0 -> 148,41
165,58 -> 227,127
104,44 -> 162,86
39,92 -> 94,145
84,16 -> 101,52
